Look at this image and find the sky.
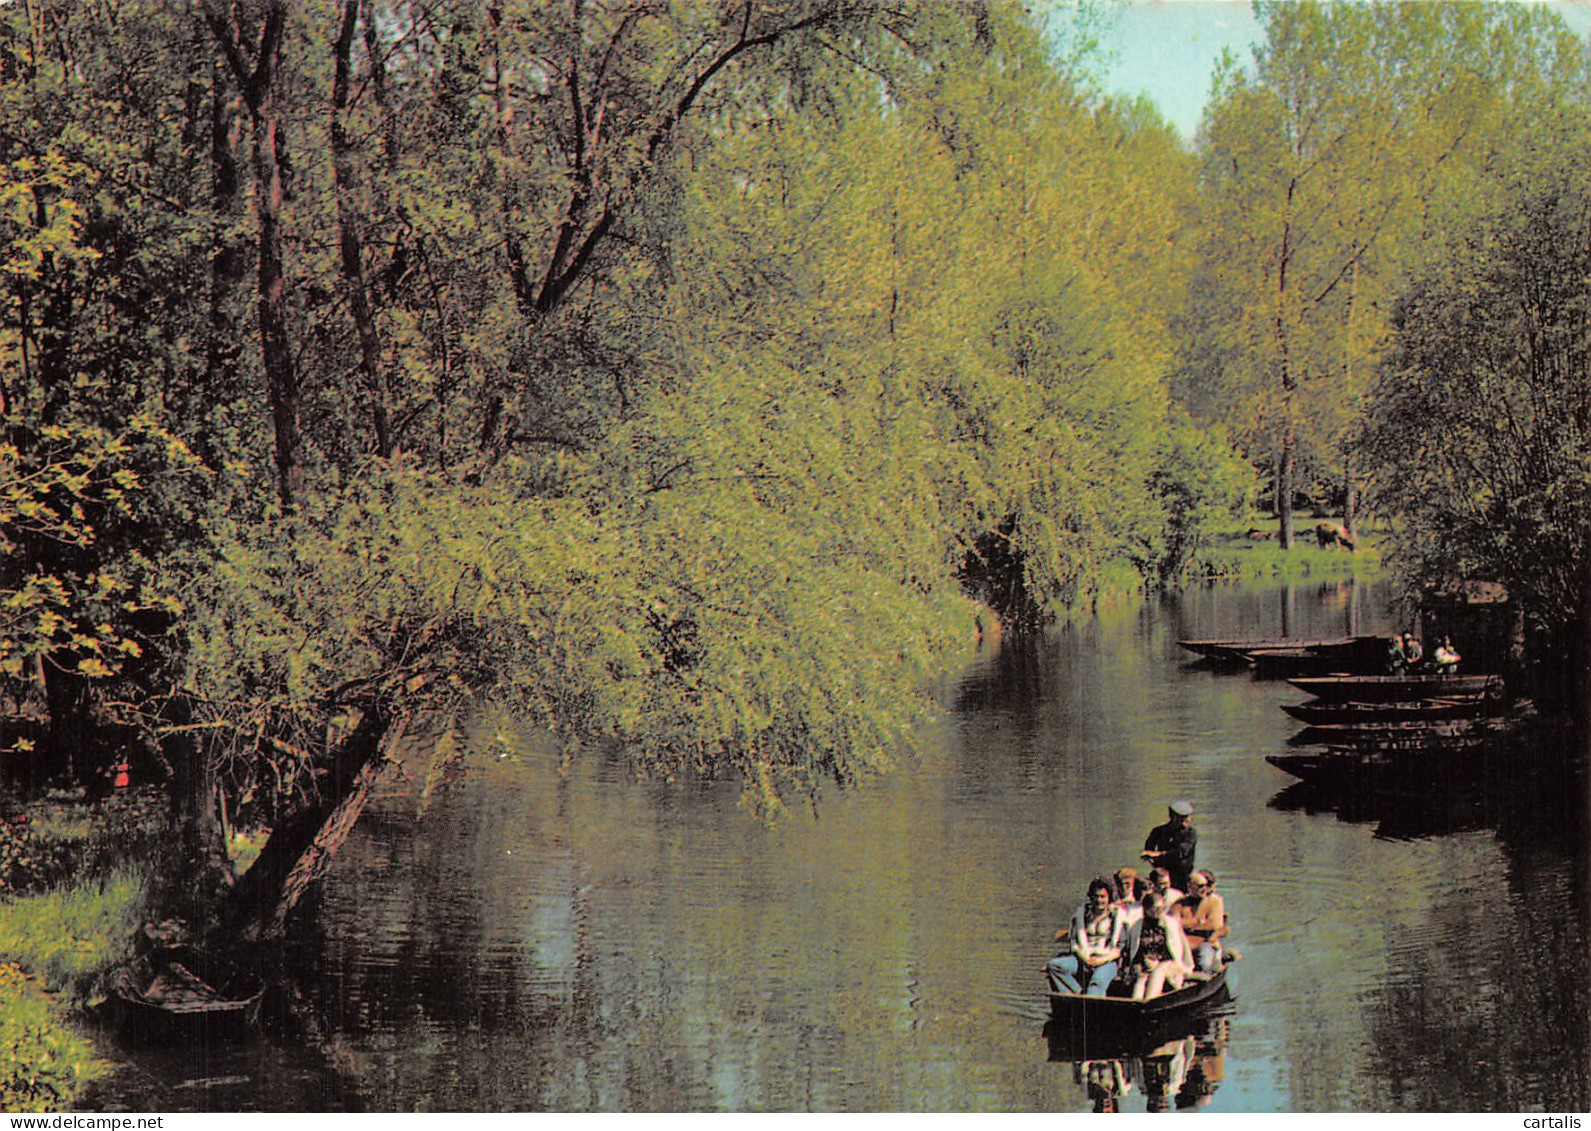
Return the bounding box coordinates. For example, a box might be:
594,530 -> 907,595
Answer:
1078,0 -> 1591,139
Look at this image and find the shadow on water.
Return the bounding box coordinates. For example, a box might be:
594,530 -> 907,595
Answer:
1266,715 -> 1589,855
1044,1000 -> 1234,1113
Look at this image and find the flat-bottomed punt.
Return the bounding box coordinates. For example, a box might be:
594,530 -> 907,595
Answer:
1179,636 -> 1386,667
1265,746 -> 1492,793
1286,719 -> 1480,748
111,946 -> 264,1045
1048,963 -> 1233,1034
1280,697 -> 1489,725
1286,673 -> 1501,703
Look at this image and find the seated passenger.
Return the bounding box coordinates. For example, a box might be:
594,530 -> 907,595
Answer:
1148,866 -> 1184,909
1403,632 -> 1425,669
1113,867 -> 1146,930
1045,877 -> 1125,997
1121,890 -> 1194,1001
1172,870 -> 1227,973
1432,636 -> 1461,672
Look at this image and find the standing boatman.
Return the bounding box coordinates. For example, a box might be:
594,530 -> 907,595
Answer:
1141,800 -> 1197,893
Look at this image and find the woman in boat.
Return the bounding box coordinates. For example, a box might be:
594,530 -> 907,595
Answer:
1433,636 -> 1461,672
1172,870 -> 1226,973
1045,877 -> 1125,997
1121,890 -> 1194,1001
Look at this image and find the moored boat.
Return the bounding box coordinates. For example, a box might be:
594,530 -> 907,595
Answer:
1178,636 -> 1383,664
1280,698 -> 1489,725
1265,747 -> 1488,793
1286,673 -> 1501,703
1286,719 -> 1480,747
1247,648 -> 1359,679
111,946 -> 264,1045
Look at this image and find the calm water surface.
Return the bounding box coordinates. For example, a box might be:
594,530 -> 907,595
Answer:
86,579 -> 1589,1112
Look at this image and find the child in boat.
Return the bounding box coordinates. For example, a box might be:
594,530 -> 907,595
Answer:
1121,890 -> 1194,1001
1172,870 -> 1226,973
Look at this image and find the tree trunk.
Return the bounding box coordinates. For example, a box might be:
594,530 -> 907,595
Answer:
1342,453 -> 1358,544
219,706 -> 406,943
332,0 -> 393,458
1278,425 -> 1296,550
208,1 -> 302,511
165,699 -> 236,922
207,60 -> 248,462
253,83 -> 302,510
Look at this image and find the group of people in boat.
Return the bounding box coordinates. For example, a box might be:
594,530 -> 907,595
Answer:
1045,801 -> 1228,1002
1387,631 -> 1461,674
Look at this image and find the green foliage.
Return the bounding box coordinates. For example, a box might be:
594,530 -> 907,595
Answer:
1141,416 -> 1256,582
1181,0 -> 1589,510
0,963 -> 106,1113
0,816 -> 74,894
0,869 -> 148,998
1360,148 -> 1591,652
0,417 -> 201,686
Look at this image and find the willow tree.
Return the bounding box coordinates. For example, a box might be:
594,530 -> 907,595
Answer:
1185,1 -> 1568,546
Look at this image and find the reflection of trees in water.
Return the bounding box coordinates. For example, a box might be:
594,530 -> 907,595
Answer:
1266,717 -> 1587,860
1267,720 -> 1589,1112
1046,1005 -> 1232,1113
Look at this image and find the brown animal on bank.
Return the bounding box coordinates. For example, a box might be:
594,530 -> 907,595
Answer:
1314,521 -> 1355,551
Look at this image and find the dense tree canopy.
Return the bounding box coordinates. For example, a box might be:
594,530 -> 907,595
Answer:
1178,0 -> 1586,544
1,0 -> 1586,942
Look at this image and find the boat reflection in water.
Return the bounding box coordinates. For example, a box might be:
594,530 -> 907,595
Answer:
1047,1003 -> 1233,1113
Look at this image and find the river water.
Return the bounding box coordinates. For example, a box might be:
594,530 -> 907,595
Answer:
85,579 -> 1589,1112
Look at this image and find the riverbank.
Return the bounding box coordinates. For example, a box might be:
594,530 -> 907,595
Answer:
0,791 -> 165,1110
1191,514 -> 1388,582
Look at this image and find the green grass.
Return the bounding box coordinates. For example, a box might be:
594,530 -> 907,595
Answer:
0,869 -> 149,998
0,961 -> 109,1112
0,789 -> 167,1112
1186,513 -> 1389,582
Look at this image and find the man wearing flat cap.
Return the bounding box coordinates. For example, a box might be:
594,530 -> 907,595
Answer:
1141,800 -> 1197,893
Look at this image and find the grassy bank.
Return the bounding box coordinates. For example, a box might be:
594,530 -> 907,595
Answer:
0,789 -> 166,1111
1188,513 -> 1389,582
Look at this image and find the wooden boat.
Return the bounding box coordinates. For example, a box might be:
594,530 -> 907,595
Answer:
1048,962 -> 1233,1033
1286,719 -> 1480,747
1280,698 -> 1488,725
1247,648 -> 1360,679
1177,639 -> 1275,665
1178,636 -> 1377,663
1265,746 -> 1490,793
1286,673 -> 1501,703
111,946 -> 264,1045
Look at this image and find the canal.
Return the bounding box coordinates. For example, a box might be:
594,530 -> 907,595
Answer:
85,579 -> 1589,1112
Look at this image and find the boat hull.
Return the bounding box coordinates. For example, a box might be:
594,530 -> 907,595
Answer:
1047,965 -> 1231,1040
1179,636 -> 1385,667
1265,747 -> 1488,793
1280,698 -> 1488,725
110,946 -> 264,1046
1287,719 -> 1481,748
1286,674 -> 1501,703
